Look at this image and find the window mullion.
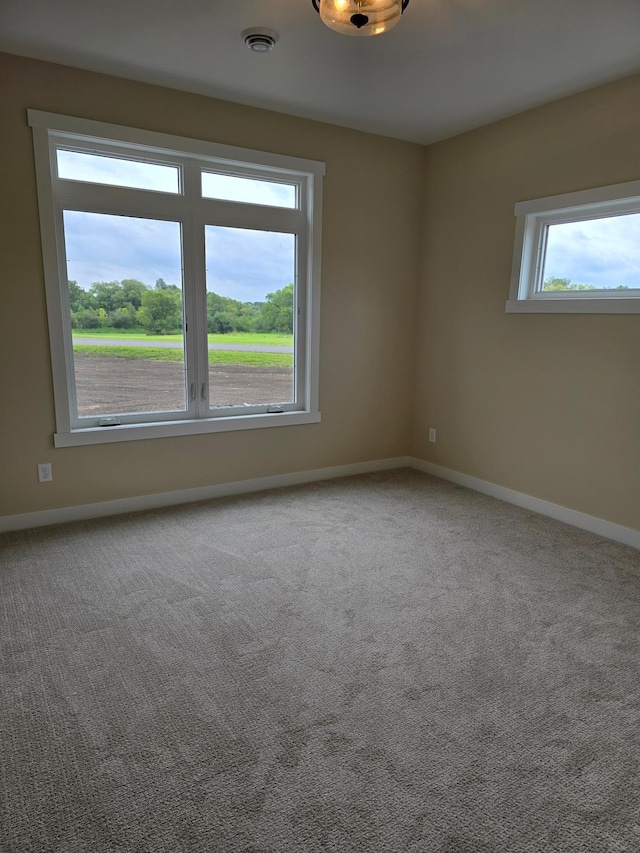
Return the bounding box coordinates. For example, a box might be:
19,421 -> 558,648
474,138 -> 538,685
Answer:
195,220 -> 210,418
194,197 -> 302,233
53,182 -> 190,220
185,162 -> 210,418
180,212 -> 200,421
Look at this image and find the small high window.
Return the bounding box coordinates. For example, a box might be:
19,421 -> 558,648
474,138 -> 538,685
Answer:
507,180 -> 640,313
29,111 -> 324,446
201,171 -> 297,208
57,149 -> 182,193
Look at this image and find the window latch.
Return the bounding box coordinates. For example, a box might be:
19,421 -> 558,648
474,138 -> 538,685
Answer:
189,382 -> 196,401
200,383 -> 206,401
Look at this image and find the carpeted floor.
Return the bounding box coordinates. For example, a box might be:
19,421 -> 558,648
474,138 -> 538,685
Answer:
1,469 -> 639,852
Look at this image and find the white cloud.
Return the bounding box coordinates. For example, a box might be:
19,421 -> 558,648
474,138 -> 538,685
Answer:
544,213 -> 640,289
58,150 -> 179,193
201,172 -> 296,208
64,211 -> 182,289
205,226 -> 295,302
63,212 -> 295,303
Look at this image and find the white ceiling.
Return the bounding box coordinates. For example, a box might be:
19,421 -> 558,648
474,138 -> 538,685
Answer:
2,0 -> 640,144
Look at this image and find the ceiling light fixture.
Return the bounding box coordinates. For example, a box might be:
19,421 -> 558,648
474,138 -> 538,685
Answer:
242,28 -> 279,52
312,0 -> 409,37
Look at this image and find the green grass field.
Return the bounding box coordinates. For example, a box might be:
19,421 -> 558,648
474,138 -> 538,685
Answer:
73,344 -> 292,369
73,329 -> 293,347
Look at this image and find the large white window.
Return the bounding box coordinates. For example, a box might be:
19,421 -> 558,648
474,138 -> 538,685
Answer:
29,111 -> 324,446
506,180 -> 640,313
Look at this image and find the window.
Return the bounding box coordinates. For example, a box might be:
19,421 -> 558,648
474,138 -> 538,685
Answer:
29,111 -> 324,446
506,180 -> 640,313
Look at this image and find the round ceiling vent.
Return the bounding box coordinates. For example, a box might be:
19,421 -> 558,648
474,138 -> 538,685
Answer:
242,28 -> 279,52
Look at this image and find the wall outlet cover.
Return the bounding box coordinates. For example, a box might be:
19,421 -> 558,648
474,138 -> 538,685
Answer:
37,463 -> 53,483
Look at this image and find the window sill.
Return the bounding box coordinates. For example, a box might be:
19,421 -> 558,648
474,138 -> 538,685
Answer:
505,298 -> 640,314
54,410 -> 321,447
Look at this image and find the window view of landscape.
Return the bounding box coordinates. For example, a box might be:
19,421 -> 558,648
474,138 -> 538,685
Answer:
205,225 -> 295,408
65,212 -> 295,418
541,213 -> 640,291
65,210 -> 187,418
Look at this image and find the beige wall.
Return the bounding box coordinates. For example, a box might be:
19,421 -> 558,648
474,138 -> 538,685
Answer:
3,51 -> 639,532
413,74 -> 640,531
0,52 -> 424,517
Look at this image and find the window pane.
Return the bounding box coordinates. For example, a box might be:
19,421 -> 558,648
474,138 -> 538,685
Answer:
64,211 -> 186,418
542,213 -> 640,292
201,172 -> 297,208
205,226 -> 295,409
57,150 -> 180,193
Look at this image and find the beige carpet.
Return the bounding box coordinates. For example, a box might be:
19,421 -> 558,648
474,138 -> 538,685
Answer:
1,469 -> 639,852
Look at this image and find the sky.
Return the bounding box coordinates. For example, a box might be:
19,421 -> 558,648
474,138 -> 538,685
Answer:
57,149 -> 296,207
543,213 -> 640,289
60,148 -> 640,295
63,212 -> 295,303
60,150 -> 297,302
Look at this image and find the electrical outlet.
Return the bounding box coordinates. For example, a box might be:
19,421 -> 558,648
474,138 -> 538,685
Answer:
428,428 -> 436,443
37,463 -> 53,483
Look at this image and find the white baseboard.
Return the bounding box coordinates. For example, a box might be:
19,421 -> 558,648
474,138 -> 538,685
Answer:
410,457 -> 640,550
2,455 -> 638,550
0,456 -> 412,533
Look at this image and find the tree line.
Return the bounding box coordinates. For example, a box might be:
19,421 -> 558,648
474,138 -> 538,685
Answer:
69,278 -> 294,335
543,276 -> 629,291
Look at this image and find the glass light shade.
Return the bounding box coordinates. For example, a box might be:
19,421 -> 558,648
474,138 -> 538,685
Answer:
317,0 -> 405,37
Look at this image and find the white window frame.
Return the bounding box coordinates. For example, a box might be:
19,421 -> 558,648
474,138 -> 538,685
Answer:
29,110 -> 324,447
506,179 -> 640,314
